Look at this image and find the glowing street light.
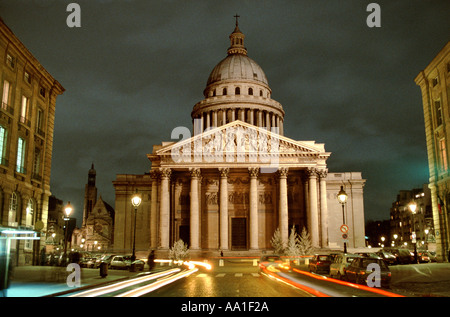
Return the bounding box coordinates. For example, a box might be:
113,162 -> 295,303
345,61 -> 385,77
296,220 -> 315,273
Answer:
63,201 -> 73,266
130,190 -> 142,271
337,186 -> 348,253
408,201 -> 418,263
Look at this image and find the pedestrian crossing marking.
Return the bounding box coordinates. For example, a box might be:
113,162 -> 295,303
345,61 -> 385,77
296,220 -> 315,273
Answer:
235,273 -> 243,277
216,273 -> 226,277
194,272 -> 260,278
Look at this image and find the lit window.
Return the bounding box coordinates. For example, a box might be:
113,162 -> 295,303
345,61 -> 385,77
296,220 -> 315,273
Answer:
16,137 -> 26,174
439,138 -> 448,171
24,71 -> 31,84
0,126 -> 7,165
8,192 -> 18,226
6,54 -> 15,68
2,80 -> 10,109
20,96 -> 29,124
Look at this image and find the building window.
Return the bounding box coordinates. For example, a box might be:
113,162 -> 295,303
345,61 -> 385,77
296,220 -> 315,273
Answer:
36,108 -> 45,137
435,100 -> 443,127
235,87 -> 240,95
439,138 -> 448,172
248,88 -> 253,95
2,80 -> 10,110
223,88 -> 227,95
6,53 -> 15,69
24,71 -> 32,85
16,137 -> 26,174
39,86 -> 46,98
20,96 -> 29,125
0,126 -> 7,165
32,148 -> 41,180
432,77 -> 438,87
8,192 -> 18,227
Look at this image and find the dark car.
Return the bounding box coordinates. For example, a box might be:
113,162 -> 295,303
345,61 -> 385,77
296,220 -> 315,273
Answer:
375,250 -> 397,265
383,248 -> 414,264
309,254 -> 332,274
346,257 -> 391,288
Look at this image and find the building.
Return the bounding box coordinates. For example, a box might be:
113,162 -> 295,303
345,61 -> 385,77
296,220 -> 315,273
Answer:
389,185 -> 434,250
415,41 -> 450,261
113,21 -> 366,257
0,18 -> 64,265
72,165 -> 115,253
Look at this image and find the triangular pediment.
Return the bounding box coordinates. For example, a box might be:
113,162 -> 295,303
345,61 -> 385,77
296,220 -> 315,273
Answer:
149,121 -> 330,166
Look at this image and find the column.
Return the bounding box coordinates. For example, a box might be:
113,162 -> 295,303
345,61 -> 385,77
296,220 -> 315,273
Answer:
318,169 -> 328,248
249,167 -> 259,250
219,168 -> 229,250
206,111 -> 211,129
265,112 -> 270,129
190,168 -> 201,249
307,168 -> 320,247
257,110 -> 262,127
150,169 -> 159,249
278,167 -> 289,244
159,168 -> 171,249
222,110 -> 227,125
213,110 -> 218,127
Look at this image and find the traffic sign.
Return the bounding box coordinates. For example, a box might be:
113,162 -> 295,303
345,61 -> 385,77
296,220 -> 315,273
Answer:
342,233 -> 348,240
340,224 -> 349,234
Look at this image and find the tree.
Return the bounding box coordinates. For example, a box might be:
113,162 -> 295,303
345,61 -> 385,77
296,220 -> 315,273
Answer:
270,227 -> 285,255
169,239 -> 190,261
298,227 -> 313,256
285,226 -> 301,258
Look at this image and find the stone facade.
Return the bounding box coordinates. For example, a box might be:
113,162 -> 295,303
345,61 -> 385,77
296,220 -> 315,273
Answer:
0,18 -> 64,265
113,22 -> 366,257
415,41 -> 450,261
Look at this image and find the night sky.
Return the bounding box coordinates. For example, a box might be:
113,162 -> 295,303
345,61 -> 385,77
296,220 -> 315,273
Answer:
1,1 -> 449,227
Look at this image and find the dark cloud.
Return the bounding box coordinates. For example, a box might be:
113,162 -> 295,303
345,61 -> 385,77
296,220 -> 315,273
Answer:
0,0 -> 449,226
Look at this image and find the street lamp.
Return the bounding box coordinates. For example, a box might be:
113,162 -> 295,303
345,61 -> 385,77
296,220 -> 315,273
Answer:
337,186 -> 348,253
408,201 -> 418,263
63,201 -> 73,266
130,190 -> 142,270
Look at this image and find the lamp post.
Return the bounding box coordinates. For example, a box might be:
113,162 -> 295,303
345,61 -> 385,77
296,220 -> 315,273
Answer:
63,201 -> 73,266
130,190 -> 142,271
337,186 -> 348,253
408,201 -> 418,263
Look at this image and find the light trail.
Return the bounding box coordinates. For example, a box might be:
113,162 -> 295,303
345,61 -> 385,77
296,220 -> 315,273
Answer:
115,268 -> 198,297
68,268 -> 181,297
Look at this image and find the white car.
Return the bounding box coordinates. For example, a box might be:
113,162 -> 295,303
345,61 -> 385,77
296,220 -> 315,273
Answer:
329,253 -> 361,280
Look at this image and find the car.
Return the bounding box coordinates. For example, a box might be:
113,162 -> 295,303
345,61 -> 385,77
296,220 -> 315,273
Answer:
417,251 -> 430,263
110,255 -> 144,270
345,256 -> 391,288
95,254 -> 116,268
329,253 -> 361,280
383,248 -> 414,264
375,250 -> 397,265
426,251 -> 437,262
309,254 -> 332,274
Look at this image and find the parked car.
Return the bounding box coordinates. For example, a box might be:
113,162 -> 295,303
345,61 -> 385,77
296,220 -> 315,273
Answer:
426,251 -> 437,262
95,254 -> 116,268
383,248 -> 414,264
346,257 -> 391,288
329,253 -> 361,280
309,254 -> 332,274
375,250 -> 397,265
417,251 -> 430,263
110,255 -> 144,270
85,257 -> 97,268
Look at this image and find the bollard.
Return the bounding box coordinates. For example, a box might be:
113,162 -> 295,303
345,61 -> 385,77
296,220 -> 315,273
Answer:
253,259 -> 257,266
219,259 -> 224,267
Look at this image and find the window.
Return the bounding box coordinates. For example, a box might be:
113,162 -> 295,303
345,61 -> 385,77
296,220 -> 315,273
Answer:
8,192 -> 18,226
24,71 -> 32,84
6,53 -> 15,69
439,138 -> 448,171
16,137 -> 26,174
36,108 -> 45,136
0,126 -> 7,165
248,88 -> 253,95
2,80 -> 10,110
26,198 -> 35,227
20,95 -> 29,125
432,77 -> 438,87
39,86 -> 46,98
223,88 -> 227,95
435,100 -> 443,126
33,148 -> 41,179
235,87 -> 240,95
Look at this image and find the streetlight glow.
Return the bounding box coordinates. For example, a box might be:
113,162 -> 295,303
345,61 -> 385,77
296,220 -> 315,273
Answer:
337,186 -> 348,204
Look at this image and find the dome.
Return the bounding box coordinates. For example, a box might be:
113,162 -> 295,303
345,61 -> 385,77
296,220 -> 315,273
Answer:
206,54 -> 269,86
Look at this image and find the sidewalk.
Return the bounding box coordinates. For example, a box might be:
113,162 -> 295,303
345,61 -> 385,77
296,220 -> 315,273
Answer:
3,265 -> 158,297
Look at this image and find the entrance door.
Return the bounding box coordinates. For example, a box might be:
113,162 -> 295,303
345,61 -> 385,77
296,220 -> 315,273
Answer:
179,225 -> 190,247
231,218 -> 247,249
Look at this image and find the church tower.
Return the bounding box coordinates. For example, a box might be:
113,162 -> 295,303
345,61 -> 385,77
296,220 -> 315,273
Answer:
83,164 -> 97,226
